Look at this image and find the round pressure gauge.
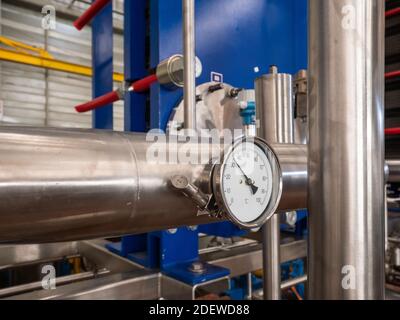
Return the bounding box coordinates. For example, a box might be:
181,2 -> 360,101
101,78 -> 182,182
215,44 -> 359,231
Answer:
212,137 -> 282,229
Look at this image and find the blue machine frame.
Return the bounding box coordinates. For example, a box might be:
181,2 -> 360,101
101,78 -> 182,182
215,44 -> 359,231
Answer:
93,0 -> 308,286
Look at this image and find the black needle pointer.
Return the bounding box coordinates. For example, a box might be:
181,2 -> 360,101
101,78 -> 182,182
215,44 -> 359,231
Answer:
233,158 -> 259,195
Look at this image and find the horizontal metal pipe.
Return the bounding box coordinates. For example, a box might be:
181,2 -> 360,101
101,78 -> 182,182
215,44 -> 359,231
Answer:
281,275 -> 308,290
0,127 -> 307,244
0,127 -> 214,244
253,275 -> 308,298
0,270 -> 109,298
387,160 -> 400,183
388,237 -> 400,244
274,144 -> 308,211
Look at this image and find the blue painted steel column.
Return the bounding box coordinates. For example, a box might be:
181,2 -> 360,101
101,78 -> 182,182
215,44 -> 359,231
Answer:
92,0 -> 113,130
106,0 -> 149,264
124,0 -> 147,132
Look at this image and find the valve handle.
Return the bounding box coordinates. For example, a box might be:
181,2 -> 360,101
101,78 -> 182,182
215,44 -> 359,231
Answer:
73,0 -> 111,31
75,90 -> 120,113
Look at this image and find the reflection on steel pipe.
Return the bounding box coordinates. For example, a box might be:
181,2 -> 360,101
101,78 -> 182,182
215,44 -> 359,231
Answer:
256,66 -> 295,300
183,0 -> 197,130
308,0 -> 385,299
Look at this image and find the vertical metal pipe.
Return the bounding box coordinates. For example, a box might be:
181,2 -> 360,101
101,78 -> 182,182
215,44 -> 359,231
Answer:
308,0 -> 385,299
183,0 -> 197,130
247,273 -> 253,300
256,66 -> 295,300
262,217 -> 281,300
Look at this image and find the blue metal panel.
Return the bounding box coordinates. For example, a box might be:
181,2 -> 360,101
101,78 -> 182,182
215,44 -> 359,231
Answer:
124,0 -> 147,132
109,229 -> 200,271
92,0 -> 113,130
294,0 -> 308,71
150,0 -> 307,131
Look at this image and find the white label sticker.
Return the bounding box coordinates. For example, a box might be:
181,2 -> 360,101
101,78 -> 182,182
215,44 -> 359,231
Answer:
211,72 -> 223,83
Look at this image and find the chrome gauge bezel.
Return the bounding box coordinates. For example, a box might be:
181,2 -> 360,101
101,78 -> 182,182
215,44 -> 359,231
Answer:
212,136 -> 283,229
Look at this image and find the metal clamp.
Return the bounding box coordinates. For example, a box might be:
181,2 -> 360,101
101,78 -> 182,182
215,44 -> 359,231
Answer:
170,175 -> 210,209
169,175 -> 222,219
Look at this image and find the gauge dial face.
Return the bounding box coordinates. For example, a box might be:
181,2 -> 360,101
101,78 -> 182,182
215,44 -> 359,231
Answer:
220,142 -> 273,224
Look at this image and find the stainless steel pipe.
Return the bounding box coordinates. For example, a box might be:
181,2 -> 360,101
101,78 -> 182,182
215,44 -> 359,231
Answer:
0,126 -> 307,244
274,144 -> 307,212
387,160 -> 400,183
0,127 -> 214,244
256,66 -> 295,145
308,0 -> 385,299
182,0 -> 197,130
256,66 -> 295,300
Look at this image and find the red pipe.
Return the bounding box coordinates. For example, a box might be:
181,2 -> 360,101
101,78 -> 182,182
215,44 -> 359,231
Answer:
386,128 -> 400,136
384,6 -> 400,137
386,7 -> 400,18
386,70 -> 400,80
73,0 -> 111,31
75,74 -> 158,113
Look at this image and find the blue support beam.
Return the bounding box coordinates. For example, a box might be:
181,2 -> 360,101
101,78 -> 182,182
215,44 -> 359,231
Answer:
124,0 -> 147,132
92,0 -> 113,130
106,0 -> 149,264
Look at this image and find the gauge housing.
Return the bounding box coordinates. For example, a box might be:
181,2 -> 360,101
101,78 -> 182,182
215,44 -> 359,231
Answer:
212,136 -> 283,229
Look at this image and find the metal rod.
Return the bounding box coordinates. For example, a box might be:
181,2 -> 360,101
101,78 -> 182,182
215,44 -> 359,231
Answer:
0,270 -> 109,298
246,273 -> 253,300
281,275 -> 308,290
256,66 -> 295,300
182,0 -> 197,130
308,0 -> 385,299
252,275 -> 308,299
262,217 -> 281,300
389,238 -> 400,244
